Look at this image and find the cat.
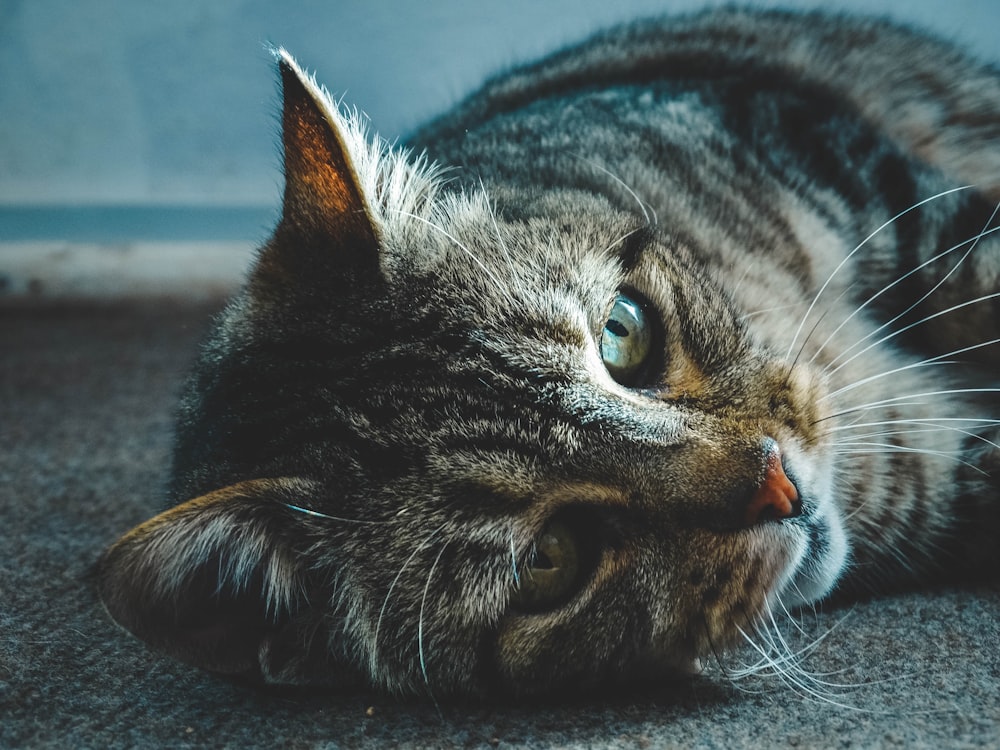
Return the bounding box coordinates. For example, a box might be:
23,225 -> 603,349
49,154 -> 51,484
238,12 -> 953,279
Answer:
97,7 -> 1000,698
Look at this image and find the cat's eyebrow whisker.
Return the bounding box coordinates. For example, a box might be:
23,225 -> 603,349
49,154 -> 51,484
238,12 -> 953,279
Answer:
784,185 -> 973,364
393,209 -> 517,306
509,527 -> 520,586
602,225 -> 648,258
729,259 -> 758,303
571,153 -> 658,227
822,337 -> 1000,402
477,176 -> 519,281
811,221 -> 1000,370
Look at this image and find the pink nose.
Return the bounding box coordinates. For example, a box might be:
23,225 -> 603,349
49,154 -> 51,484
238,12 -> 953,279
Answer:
745,443 -> 800,526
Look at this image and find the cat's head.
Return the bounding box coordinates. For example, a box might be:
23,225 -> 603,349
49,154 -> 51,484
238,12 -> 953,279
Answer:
97,51 -> 846,696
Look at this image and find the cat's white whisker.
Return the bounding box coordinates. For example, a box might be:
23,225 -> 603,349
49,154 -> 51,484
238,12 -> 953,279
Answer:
830,443 -> 986,473
281,502 -> 392,524
418,541 -> 450,707
812,222 -> 1000,370
729,259 -> 757,303
478,176 -> 519,281
823,338 -> 1000,401
822,291 -> 1000,384
572,154 -> 657,227
738,303 -> 798,321
828,419 -> 1000,454
733,626 -> 862,708
508,528 -> 520,585
827,416 -> 1000,434
602,225 -> 648,258
817,388 -> 1000,424
393,209 -> 517,307
784,185 -> 973,364
372,525 -> 446,676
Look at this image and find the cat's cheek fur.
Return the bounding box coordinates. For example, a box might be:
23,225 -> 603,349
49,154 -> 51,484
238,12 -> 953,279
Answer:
770,439 -> 848,606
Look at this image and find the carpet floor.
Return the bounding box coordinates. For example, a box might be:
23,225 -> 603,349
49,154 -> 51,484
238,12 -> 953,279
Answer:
2,301 -> 998,749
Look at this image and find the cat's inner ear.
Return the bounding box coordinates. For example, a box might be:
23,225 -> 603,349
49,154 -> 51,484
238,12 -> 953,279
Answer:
97,478 -> 331,683
274,48 -> 378,249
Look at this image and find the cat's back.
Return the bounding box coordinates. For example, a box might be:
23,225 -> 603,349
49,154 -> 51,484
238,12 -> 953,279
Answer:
409,7 -> 1000,201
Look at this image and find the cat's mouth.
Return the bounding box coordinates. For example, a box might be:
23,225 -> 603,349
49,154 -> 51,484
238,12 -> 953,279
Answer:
777,495 -> 849,606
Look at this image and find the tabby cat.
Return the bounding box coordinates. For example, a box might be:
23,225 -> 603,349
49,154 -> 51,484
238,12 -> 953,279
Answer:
98,8 -> 1000,697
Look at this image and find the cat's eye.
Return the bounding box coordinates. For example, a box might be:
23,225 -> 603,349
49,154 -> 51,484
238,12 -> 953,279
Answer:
509,520 -> 580,612
600,292 -> 653,385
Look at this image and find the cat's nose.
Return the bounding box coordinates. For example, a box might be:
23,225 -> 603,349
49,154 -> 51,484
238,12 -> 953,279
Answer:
745,440 -> 800,526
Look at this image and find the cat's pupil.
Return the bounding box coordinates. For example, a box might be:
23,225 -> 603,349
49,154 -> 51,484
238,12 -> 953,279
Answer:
534,549 -> 555,570
600,292 -> 653,386
605,319 -> 629,338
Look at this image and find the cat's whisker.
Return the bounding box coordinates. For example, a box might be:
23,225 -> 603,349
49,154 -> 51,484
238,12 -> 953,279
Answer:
773,592 -> 812,639
829,421 -> 1000,454
784,185 -> 973,364
812,221 -> 1000,370
477,176 -> 518,282
734,625 -> 868,709
508,527 -> 521,586
392,209 -> 517,307
281,502 -> 392,525
822,338 -> 1000,402
784,289 -> 851,386
602,225 -> 649,258
418,541 -> 449,711
822,292 -> 1000,384
765,601 -> 863,688
815,388 -> 1000,425
572,153 -> 657,227
728,259 -> 757,303
372,524 -> 446,676
829,443 -> 986,473
730,597 -> 908,705
833,425 -> 983,445
827,416 -> 1000,434
738,303 -> 798,321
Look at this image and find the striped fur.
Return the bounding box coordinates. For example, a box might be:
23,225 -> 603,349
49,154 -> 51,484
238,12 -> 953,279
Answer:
99,8 -> 1000,697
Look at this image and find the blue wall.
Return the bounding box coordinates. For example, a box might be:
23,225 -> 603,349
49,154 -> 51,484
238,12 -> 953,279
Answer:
2,0 -> 998,208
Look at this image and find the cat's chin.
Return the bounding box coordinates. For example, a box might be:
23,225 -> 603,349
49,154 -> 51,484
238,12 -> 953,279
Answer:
778,501 -> 849,608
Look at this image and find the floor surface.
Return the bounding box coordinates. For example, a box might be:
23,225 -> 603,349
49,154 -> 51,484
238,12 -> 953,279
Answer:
2,302 -> 999,748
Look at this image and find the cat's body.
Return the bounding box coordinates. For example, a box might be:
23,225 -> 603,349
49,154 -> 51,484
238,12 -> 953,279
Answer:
99,8 -> 1000,697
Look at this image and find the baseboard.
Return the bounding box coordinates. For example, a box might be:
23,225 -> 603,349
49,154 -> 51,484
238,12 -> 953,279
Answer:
1,241 -> 251,301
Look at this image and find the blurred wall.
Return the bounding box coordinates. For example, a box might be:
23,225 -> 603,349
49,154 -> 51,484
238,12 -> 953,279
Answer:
2,0 -> 999,209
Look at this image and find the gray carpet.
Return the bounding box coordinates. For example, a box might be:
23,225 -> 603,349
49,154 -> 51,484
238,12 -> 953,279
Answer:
3,301 -> 999,749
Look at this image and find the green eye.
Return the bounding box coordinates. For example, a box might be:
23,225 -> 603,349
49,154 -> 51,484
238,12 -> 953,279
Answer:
600,292 -> 652,385
510,520 -> 580,612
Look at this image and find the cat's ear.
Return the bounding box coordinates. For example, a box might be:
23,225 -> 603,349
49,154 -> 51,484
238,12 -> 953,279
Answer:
98,478 -> 339,684
271,48 -> 379,255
